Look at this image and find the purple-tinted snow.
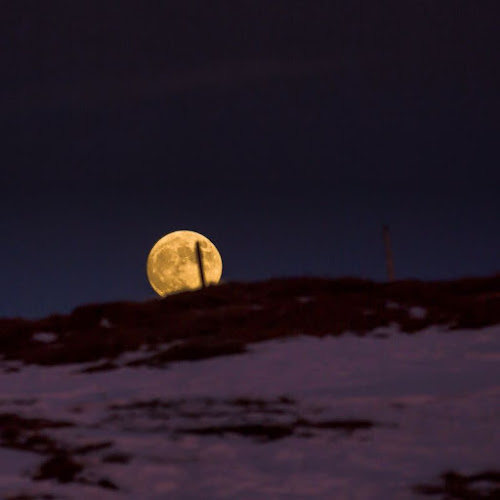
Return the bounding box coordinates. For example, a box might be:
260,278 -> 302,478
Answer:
0,324 -> 498,499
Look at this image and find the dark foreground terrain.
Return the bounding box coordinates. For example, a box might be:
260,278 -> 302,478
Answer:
0,275 -> 499,499
1,275 -> 499,369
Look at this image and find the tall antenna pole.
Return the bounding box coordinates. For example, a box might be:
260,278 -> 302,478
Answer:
383,224 -> 395,282
195,241 -> 207,288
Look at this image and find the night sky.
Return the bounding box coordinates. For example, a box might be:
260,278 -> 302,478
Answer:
1,1 -> 499,318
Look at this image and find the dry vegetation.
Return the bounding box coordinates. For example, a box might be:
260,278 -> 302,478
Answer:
1,275 -> 499,370
414,470 -> 500,499
0,413 -> 117,490
108,396 -> 379,442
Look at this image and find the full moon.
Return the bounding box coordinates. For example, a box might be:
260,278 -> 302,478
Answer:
146,230 -> 223,297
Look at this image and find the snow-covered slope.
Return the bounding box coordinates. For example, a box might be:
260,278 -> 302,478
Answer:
0,277 -> 499,499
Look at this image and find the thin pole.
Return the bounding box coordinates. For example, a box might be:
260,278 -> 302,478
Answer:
383,224 -> 395,282
195,241 -> 206,288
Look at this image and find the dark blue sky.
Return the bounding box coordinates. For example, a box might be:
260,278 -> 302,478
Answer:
1,1 -> 499,318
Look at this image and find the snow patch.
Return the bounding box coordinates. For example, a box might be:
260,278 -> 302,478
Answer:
31,332 -> 57,343
408,306 -> 427,319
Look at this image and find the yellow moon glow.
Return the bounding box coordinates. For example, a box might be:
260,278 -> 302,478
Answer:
146,230 -> 222,297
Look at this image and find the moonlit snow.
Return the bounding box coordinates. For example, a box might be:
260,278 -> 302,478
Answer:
0,324 -> 499,499
31,332 -> 58,343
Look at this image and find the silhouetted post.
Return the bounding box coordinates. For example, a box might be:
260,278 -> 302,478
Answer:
383,224 -> 395,282
195,241 -> 206,288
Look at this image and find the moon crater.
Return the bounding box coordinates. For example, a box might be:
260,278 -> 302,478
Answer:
147,230 -> 222,296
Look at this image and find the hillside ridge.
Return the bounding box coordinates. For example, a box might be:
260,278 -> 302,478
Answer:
1,275 -> 499,370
